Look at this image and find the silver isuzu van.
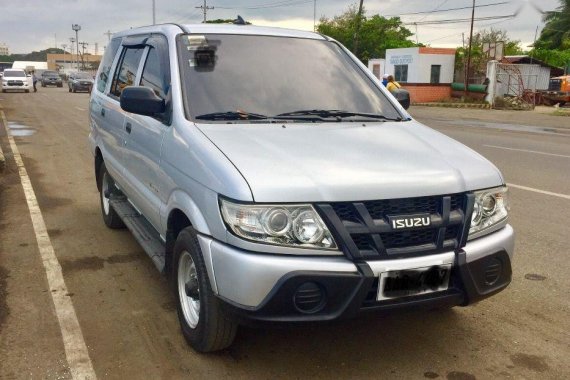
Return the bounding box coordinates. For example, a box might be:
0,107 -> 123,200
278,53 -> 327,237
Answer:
89,23 -> 514,352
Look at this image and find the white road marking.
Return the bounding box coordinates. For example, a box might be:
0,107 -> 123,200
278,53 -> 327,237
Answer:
484,144 -> 570,159
1,111 -> 97,379
508,183 -> 570,200
75,107 -> 86,111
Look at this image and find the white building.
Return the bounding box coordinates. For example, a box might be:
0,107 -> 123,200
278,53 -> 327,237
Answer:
0,43 -> 9,56
383,47 -> 456,84
368,47 -> 457,103
367,58 -> 386,80
12,61 -> 48,73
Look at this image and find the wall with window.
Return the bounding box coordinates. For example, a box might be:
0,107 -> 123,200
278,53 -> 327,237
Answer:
380,47 -> 455,103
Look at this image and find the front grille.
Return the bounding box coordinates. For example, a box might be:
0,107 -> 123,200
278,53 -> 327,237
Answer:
380,228 -> 436,249
317,193 -> 473,260
8,80 -> 23,86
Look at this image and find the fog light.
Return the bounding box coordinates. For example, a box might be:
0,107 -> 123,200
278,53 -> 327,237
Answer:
484,258 -> 502,286
293,282 -> 326,314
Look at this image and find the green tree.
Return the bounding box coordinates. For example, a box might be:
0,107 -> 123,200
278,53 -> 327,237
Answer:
530,48 -> 570,69
455,28 -> 524,78
0,48 -> 65,63
317,5 -> 416,62
205,18 -> 251,25
535,0 -> 570,50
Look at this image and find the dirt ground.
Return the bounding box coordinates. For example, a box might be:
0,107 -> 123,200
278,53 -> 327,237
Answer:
0,90 -> 569,379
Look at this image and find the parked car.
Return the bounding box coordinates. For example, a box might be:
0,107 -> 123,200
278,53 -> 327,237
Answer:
68,72 -> 94,93
41,70 -> 63,87
89,24 -> 514,353
1,69 -> 31,93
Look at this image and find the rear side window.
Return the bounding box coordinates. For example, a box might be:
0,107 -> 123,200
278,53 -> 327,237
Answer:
110,47 -> 144,98
96,38 -> 121,93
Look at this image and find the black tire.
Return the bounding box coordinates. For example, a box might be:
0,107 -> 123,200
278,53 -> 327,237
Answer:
25,90 -> 30,93
559,101 -> 566,107
98,162 -> 125,229
68,87 -> 72,93
173,227 -> 237,352
57,84 -> 62,88
1,89 -> 5,93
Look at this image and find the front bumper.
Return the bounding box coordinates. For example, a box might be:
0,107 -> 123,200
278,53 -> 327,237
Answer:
2,83 -> 30,90
201,224 -> 514,323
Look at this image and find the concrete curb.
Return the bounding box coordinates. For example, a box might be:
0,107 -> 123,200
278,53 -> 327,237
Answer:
0,108 -> 4,174
412,102 -> 491,109
0,142 -> 4,174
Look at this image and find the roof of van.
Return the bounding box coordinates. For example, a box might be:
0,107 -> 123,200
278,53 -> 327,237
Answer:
112,23 -> 325,41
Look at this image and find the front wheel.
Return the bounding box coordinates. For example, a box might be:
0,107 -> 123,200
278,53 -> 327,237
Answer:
98,162 -> 125,229
174,227 -> 237,352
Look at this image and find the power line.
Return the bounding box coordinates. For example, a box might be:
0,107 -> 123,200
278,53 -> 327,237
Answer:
417,0 -> 449,22
196,0 -> 214,22
388,1 -> 510,17
215,0 -> 313,10
404,14 -> 515,25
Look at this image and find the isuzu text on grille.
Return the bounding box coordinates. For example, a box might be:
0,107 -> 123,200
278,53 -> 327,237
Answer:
390,216 -> 431,229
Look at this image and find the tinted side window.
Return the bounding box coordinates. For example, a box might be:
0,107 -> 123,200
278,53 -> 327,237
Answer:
110,47 -> 144,98
96,38 -> 121,93
140,47 -> 169,100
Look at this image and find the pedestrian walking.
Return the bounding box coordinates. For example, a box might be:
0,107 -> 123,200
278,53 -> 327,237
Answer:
32,71 -> 38,92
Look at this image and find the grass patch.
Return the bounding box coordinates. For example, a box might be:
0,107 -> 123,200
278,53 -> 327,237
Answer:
552,110 -> 570,117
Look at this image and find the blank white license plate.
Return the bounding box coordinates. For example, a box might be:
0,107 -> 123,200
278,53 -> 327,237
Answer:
377,264 -> 451,301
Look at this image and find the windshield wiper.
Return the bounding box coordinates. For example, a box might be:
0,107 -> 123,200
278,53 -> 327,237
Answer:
195,111 -> 269,121
274,109 -> 403,122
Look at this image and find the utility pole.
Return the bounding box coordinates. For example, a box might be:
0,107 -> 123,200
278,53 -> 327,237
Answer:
61,44 -> 67,70
79,42 -> 88,70
530,25 -> 539,65
195,0 -> 214,23
414,23 -> 418,44
152,0 -> 156,25
69,37 -> 76,70
313,0 -> 317,32
464,0 -> 475,97
95,42 -> 99,56
353,0 -> 364,56
72,24 -> 81,72
104,30 -> 113,43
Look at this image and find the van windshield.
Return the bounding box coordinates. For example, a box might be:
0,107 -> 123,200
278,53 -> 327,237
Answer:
177,34 -> 402,122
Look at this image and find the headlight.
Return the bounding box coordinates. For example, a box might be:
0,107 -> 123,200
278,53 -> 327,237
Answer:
220,199 -> 337,250
468,186 -> 509,239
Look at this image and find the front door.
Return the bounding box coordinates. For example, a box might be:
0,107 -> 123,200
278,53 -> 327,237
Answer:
122,35 -> 172,232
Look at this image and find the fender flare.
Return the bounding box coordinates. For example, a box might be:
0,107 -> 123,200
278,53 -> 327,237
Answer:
163,189 -> 211,236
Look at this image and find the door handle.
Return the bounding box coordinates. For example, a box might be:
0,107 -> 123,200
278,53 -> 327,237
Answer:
101,108 -> 105,117
125,122 -> 132,134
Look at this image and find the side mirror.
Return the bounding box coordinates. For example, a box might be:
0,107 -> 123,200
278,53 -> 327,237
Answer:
392,88 -> 410,110
120,86 -> 165,116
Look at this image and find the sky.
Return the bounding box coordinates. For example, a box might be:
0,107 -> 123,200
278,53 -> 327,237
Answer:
0,0 -> 562,55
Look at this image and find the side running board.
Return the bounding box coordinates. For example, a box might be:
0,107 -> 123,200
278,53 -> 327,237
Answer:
109,196 -> 166,274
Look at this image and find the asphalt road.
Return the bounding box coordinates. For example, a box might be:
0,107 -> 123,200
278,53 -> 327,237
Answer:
0,88 -> 568,380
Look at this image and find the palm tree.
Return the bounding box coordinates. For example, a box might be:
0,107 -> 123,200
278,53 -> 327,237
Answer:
536,0 -> 570,49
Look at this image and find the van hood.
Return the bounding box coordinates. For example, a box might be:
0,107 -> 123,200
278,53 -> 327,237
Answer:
197,120 -> 504,202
